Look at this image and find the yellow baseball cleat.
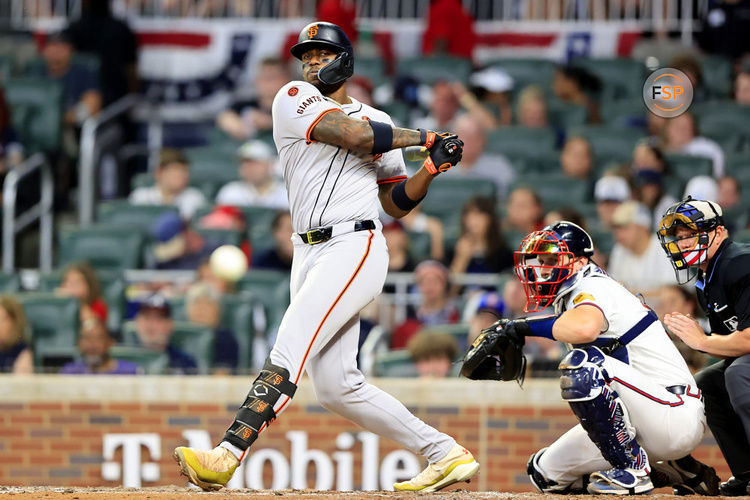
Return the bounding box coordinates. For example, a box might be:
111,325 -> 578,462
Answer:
173,446 -> 240,491
393,443 -> 480,492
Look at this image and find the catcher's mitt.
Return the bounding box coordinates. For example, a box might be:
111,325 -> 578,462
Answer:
460,320 -> 527,384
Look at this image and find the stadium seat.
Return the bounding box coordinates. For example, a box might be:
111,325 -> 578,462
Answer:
24,53 -> 101,78
18,293 -> 79,368
589,228 -> 616,255
2,77 -> 63,152
194,204 -> 279,254
509,149 -> 559,175
237,269 -> 290,333
547,100 -> 587,129
734,229 -> 750,244
0,54 -> 13,81
511,173 -> 590,210
109,345 -> 170,375
693,102 -> 750,145
194,228 -> 244,248
170,322 -> 215,375
571,58 -> 646,100
485,127 -> 557,158
58,226 -> 145,271
725,153 -> 750,183
486,58 -> 557,92
37,269 -> 126,334
600,99 -> 647,128
420,176 -> 496,220
121,320 -> 214,374
0,273 -> 20,293
396,56 -> 473,85
418,323 -> 470,352
381,101 -> 411,128
372,349 -> 417,377
502,228 -> 527,250
354,57 -> 390,88
569,125 -> 645,163
406,230 -> 432,263
665,154 -> 714,184
220,294 -> 255,372
700,55 -> 733,99
97,201 -> 180,234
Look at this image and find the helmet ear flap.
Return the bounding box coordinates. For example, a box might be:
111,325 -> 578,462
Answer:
317,51 -> 354,85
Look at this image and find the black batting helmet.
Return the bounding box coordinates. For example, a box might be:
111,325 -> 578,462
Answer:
290,22 -> 354,86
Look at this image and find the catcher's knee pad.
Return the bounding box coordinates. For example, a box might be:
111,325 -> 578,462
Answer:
223,359 -> 297,451
559,347 -> 646,471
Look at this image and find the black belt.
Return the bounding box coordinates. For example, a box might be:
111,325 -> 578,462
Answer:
298,220 -> 376,245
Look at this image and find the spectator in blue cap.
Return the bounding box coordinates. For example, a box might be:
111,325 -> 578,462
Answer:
134,293 -> 197,375
150,212 -> 216,270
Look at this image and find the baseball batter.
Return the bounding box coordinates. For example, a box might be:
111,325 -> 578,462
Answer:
463,221 -> 707,494
173,22 -> 479,492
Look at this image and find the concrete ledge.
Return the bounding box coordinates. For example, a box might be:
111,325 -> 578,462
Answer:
0,375 -> 566,406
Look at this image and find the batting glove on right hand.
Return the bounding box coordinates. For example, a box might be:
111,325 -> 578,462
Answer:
419,129 -> 464,175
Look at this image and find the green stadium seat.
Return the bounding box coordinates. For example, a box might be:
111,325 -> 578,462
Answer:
486,58 -> 557,92
18,293 -> 79,367
167,293 -> 255,372
121,320 -> 214,374
381,101 -> 411,128
725,153 -> 750,183
194,228 -> 244,248
0,273 -> 20,293
37,269 -> 126,333
24,53 -> 101,78
406,230 -> 432,263
130,172 -> 152,191
204,128 -> 245,154
485,127 -> 556,158
97,201 -> 180,234
510,150 -> 560,175
569,125 -> 645,162
665,154 -> 714,185
418,323 -> 470,352
600,99 -> 647,128
511,173 -> 590,210
396,56 -> 473,85
170,322 -> 215,375
58,226 -> 145,271
109,345 -> 169,375
420,176 -> 496,220
221,294 -> 255,372
571,58 -> 646,100
547,100 -> 587,129
700,56 -> 733,99
354,57 -> 390,87
0,55 -> 13,81
694,103 -> 750,141
372,349 -> 416,377
502,228 -> 527,250
589,228 -> 616,255
2,78 -> 63,153
194,204 -> 279,254
237,269 -> 290,333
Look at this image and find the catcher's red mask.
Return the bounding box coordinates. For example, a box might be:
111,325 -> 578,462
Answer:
514,230 -> 575,312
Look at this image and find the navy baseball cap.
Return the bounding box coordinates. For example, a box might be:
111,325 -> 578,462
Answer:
150,212 -> 184,243
476,291 -> 507,317
134,293 -> 171,317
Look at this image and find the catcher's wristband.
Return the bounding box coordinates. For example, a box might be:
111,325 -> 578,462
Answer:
419,128 -> 437,149
423,156 -> 452,176
516,315 -> 558,339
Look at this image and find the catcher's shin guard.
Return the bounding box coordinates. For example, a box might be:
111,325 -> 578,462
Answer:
223,359 -> 297,451
559,347 -> 649,472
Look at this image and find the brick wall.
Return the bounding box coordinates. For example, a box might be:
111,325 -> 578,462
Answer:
0,376 -> 730,491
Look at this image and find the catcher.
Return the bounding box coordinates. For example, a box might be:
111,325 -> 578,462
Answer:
462,221 -> 714,495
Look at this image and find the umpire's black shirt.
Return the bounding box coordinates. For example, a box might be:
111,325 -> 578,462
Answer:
696,239 -> 750,339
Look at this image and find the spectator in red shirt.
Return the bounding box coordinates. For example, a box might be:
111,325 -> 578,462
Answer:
316,0 -> 358,44
422,0 -> 476,60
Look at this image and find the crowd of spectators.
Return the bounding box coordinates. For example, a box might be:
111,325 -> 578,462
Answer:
1,0 -> 749,378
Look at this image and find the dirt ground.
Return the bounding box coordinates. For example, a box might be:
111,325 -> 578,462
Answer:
0,487 -> 725,499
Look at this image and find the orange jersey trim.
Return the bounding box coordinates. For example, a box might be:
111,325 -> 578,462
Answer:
377,175 -> 407,185
261,230 -> 375,428
305,108 -> 343,144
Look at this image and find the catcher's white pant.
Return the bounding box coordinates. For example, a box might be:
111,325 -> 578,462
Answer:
268,228 -> 455,462
538,354 -> 706,486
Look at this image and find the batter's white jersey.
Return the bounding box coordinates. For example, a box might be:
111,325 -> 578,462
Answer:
272,81 -> 407,233
553,263 -> 695,387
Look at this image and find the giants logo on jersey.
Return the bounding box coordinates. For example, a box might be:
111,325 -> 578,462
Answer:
297,95 -> 323,114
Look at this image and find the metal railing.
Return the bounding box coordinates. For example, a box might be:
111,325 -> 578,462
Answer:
2,153 -> 54,273
3,0 -> 705,29
78,94 -> 142,227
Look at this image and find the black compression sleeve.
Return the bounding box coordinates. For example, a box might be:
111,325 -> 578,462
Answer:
392,180 -> 424,211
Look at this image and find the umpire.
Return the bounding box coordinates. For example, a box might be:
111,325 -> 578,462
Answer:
659,197 -> 750,495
